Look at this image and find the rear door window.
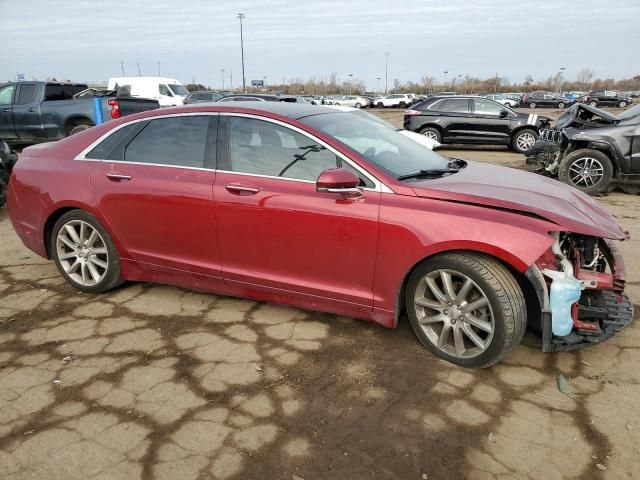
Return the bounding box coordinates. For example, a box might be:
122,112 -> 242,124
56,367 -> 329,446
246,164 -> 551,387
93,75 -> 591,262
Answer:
124,116 -> 211,168
431,98 -> 470,113
44,84 -> 86,101
16,83 -> 37,105
0,85 -> 16,105
85,123 -> 147,160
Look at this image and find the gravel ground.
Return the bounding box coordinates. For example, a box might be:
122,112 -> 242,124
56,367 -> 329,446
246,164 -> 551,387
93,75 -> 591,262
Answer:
0,106 -> 639,480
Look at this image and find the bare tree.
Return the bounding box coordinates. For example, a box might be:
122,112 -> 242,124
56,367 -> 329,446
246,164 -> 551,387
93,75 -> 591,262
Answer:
576,68 -> 595,89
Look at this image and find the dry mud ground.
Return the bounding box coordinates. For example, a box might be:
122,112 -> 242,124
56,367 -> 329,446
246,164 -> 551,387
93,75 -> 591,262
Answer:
1,107 -> 639,479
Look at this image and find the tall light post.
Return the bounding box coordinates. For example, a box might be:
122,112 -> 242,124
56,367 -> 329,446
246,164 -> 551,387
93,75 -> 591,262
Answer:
558,66 -> 566,94
384,52 -> 390,94
348,73 -> 354,95
157,61 -> 161,76
221,68 -> 225,90
263,75 -> 267,91
237,13 -> 247,93
443,70 -> 448,88
376,77 -> 381,93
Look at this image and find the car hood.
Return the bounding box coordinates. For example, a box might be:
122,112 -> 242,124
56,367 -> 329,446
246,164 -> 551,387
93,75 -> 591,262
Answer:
555,103 -> 619,129
408,161 -> 627,240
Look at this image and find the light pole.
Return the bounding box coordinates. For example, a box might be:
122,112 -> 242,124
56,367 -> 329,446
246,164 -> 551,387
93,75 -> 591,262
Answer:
558,66 -> 566,94
263,75 -> 267,90
376,77 -> 381,93
384,52 -> 390,94
237,13 -> 246,93
221,68 -> 225,90
348,73 -> 354,95
443,70 -> 448,88
157,61 -> 161,76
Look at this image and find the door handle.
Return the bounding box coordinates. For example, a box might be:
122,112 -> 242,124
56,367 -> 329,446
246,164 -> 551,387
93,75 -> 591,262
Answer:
225,183 -> 261,194
1,108 -> 10,112
27,108 -> 35,112
105,173 -> 132,181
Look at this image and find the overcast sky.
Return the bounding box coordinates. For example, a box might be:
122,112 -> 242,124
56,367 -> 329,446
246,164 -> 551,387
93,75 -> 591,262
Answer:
2,0 -> 639,90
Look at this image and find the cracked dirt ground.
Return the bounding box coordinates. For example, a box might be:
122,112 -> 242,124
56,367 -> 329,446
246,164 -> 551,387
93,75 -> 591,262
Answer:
1,151 -> 639,479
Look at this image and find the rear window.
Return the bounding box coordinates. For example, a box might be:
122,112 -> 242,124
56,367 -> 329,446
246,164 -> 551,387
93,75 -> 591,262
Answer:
44,84 -> 87,101
85,123 -> 146,160
429,98 -> 469,113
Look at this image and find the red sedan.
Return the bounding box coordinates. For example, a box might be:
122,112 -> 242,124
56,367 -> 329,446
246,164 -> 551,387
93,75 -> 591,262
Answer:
7,103 -> 633,367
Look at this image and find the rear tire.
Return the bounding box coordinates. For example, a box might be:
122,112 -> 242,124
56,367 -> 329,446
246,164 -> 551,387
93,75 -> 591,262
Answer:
376,102 -> 384,108
51,210 -> 123,293
618,101 -> 627,108
420,126 -> 442,143
399,101 -> 407,108
529,103 -> 536,108
558,102 -> 566,109
406,252 -> 526,368
355,102 -> 362,109
558,149 -> 613,196
68,123 -> 93,136
0,177 -> 7,207
589,101 -> 598,107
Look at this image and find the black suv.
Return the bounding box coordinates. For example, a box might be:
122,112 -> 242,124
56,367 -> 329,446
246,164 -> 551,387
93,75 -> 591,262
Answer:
578,91 -> 633,108
526,103 -> 640,195
521,91 -> 574,109
404,96 -> 551,153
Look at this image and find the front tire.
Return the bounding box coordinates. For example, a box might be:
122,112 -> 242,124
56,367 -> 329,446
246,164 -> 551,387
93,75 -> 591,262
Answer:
511,128 -> 538,154
589,101 -> 598,107
406,252 -> 526,368
618,101 -> 627,108
558,102 -> 565,109
0,178 -> 7,207
558,149 -> 613,196
529,102 -> 536,108
68,124 -> 92,136
51,210 -> 123,293
399,101 -> 407,108
355,102 -> 362,109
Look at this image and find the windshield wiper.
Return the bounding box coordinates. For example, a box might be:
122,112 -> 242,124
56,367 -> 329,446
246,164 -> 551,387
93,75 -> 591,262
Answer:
397,169 -> 459,181
397,160 -> 465,181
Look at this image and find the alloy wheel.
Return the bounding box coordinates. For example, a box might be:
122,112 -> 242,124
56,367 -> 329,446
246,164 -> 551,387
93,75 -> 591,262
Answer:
422,130 -> 439,141
516,132 -> 536,151
413,269 -> 495,359
568,157 -> 604,189
56,220 -> 109,286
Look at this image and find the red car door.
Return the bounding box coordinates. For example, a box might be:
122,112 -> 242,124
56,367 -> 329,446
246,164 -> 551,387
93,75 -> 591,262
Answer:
88,114 -> 222,277
213,114 -> 380,308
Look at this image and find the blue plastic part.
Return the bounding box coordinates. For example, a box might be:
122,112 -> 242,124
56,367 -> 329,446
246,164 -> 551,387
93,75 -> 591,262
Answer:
548,276 -> 582,336
93,97 -> 104,125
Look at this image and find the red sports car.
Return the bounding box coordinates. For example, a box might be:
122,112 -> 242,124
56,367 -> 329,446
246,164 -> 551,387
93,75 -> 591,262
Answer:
6,103 -> 633,367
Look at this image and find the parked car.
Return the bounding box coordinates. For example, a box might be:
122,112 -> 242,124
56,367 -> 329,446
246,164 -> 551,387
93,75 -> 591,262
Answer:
107,77 -> 188,107
483,94 -> 519,107
577,91 -> 633,108
375,94 -> 414,108
184,90 -> 225,104
0,81 -> 159,145
332,95 -> 369,108
526,103 -> 640,195
521,91 -> 574,109
0,139 -> 18,206
216,94 -> 299,103
404,95 -> 551,153
7,103 -> 632,367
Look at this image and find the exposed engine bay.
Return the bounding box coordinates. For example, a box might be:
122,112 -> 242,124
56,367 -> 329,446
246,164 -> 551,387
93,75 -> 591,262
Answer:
535,232 -> 633,351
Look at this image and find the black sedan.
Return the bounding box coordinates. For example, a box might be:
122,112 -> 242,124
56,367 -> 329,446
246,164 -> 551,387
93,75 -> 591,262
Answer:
521,91 -> 575,109
403,96 -> 551,153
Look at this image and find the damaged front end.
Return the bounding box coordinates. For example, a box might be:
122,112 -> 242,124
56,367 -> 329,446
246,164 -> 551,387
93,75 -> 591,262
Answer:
528,232 -> 633,352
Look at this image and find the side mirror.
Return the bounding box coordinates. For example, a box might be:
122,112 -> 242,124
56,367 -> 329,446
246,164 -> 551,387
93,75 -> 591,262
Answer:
316,168 -> 362,196
499,109 -> 509,118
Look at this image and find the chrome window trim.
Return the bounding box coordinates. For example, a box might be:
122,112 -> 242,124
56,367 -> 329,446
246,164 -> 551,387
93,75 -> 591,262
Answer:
73,110 -> 393,193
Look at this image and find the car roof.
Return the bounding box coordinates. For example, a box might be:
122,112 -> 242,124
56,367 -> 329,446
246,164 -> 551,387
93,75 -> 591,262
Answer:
123,101 -> 340,121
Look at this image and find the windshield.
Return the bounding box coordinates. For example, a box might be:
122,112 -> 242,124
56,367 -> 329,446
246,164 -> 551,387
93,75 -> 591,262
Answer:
168,84 -> 189,96
617,104 -> 640,120
301,112 -> 450,178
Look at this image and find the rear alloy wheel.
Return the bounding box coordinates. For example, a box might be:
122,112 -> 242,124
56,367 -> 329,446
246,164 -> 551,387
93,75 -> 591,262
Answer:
406,253 -> 526,368
589,101 -> 598,107
558,149 -> 613,196
558,102 -> 566,109
355,102 -> 362,108
420,127 -> 442,143
68,123 -> 92,136
619,101 -> 627,108
51,210 -> 123,293
512,128 -> 538,153
529,102 -> 536,108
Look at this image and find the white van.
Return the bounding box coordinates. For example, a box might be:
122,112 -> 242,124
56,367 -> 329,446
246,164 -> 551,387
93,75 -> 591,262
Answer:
107,77 -> 188,107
